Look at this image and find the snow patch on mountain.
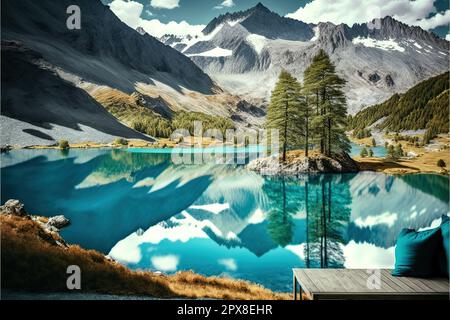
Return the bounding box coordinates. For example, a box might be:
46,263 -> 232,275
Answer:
187,47 -> 233,57
352,37 -> 405,52
310,26 -> 320,41
246,34 -> 269,54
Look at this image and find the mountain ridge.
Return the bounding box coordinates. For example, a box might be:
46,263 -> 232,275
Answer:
159,4 -> 449,113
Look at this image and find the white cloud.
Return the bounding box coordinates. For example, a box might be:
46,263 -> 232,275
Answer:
354,212 -> 398,228
218,258 -> 237,271
286,0 -> 450,31
151,254 -> 179,272
140,19 -> 205,38
446,33 -> 450,41
342,241 -> 395,269
221,0 -> 235,8
145,10 -> 154,16
414,10 -> 450,30
109,0 -> 205,38
214,0 -> 235,9
151,0 -> 180,10
109,0 -> 143,29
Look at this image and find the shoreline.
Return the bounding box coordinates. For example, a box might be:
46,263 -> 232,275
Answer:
2,142 -> 449,176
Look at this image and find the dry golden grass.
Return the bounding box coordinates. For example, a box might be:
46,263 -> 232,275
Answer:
351,137 -> 375,147
1,214 -> 290,300
355,148 -> 450,175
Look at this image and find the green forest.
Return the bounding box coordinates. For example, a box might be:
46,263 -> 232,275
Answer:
266,49 -> 350,161
99,93 -> 234,138
349,71 -> 449,144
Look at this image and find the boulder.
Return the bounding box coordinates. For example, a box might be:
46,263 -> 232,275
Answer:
46,215 -> 70,229
0,199 -> 27,216
1,145 -> 12,153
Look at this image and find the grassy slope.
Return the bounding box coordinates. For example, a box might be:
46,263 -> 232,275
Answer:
1,214 -> 290,300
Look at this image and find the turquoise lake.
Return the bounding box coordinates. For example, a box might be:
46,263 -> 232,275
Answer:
1,148 -> 449,292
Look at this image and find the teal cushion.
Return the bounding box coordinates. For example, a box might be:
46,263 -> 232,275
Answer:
439,215 -> 449,277
392,227 -> 441,277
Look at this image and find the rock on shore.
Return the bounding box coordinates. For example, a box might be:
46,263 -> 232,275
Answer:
248,153 -> 359,175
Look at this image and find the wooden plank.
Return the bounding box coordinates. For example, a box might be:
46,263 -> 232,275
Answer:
293,269 -> 319,294
313,269 -> 352,293
394,275 -> 433,292
417,278 -> 450,292
336,269 -> 374,293
406,277 -> 448,293
301,269 -> 334,293
381,270 -> 421,292
294,269 -> 449,300
378,270 -> 413,293
311,292 -> 449,300
314,269 -> 352,293
381,269 -> 418,293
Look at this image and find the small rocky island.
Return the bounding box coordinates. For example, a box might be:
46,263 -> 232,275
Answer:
248,152 -> 359,175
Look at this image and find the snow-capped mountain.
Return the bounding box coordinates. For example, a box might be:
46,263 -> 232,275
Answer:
160,3 -> 449,113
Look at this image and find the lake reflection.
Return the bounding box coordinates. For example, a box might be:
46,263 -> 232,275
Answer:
1,148 -> 448,292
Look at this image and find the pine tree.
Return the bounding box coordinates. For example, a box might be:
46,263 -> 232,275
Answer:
394,144 -> 404,158
368,148 -> 374,157
303,49 -> 350,157
387,144 -> 398,161
360,147 -> 368,158
266,70 -> 304,162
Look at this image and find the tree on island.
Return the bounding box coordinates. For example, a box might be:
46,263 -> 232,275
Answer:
265,70 -> 304,162
303,49 -> 350,157
265,50 -> 350,161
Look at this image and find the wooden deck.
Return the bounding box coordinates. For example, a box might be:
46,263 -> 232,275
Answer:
293,269 -> 449,300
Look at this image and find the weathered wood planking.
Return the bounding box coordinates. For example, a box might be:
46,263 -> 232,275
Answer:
293,269 -> 449,300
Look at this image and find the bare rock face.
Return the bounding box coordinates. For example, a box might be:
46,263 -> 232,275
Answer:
385,75 -> 395,87
368,73 -> 381,83
0,199 -> 28,217
46,215 -> 71,229
247,153 -> 359,175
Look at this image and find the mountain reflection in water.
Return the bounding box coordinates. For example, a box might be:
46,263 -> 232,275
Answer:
1,148 -> 448,291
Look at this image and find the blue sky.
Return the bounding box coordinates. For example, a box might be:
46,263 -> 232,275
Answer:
104,0 -> 309,24
103,0 -> 450,38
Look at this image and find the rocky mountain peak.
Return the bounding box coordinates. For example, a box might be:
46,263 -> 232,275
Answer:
252,2 -> 271,14
316,16 -> 449,52
202,2 -> 314,41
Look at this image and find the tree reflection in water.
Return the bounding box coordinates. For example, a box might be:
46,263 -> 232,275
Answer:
264,174 -> 352,268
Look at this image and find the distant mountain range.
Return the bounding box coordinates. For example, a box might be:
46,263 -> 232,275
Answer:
159,3 -> 449,114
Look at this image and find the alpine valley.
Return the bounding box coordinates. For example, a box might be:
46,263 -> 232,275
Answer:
2,0 -> 450,301
1,0 -> 449,146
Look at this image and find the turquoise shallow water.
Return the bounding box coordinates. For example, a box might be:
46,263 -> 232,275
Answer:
350,143 -> 387,157
1,148 -> 448,292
